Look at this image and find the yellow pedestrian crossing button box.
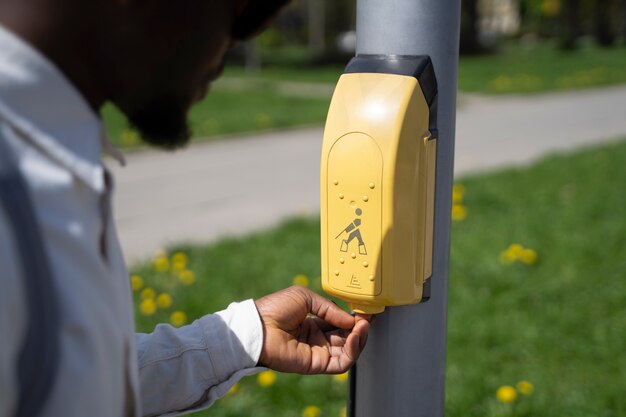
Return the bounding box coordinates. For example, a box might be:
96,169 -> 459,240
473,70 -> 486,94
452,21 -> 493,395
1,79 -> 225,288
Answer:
320,55 -> 438,314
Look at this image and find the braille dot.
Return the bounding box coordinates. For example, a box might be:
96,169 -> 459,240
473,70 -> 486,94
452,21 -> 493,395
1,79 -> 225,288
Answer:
334,270 -> 340,276
362,195 -> 369,202
363,261 -> 369,267
333,179 -> 339,185
339,193 -> 344,199
339,258 -> 345,264
369,275 -> 375,281
369,182 -> 375,189
351,253 -> 356,259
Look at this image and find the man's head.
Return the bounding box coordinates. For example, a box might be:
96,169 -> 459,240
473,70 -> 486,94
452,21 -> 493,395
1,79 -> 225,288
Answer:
0,0 -> 288,149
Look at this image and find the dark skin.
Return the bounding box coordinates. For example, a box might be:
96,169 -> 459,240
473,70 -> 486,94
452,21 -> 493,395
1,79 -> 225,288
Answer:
0,0 -> 371,375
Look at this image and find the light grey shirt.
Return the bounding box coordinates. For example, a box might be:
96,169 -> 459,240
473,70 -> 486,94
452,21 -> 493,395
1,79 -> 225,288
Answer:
0,24 -> 264,417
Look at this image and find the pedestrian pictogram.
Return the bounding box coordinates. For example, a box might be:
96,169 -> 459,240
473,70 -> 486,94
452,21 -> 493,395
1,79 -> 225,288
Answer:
348,274 -> 361,289
335,208 -> 367,255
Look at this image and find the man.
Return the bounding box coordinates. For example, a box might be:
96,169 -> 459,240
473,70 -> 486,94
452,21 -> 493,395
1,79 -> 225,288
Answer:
0,1 -> 371,416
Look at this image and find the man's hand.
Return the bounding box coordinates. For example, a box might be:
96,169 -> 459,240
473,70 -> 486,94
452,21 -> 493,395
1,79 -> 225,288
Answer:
254,286 -> 371,374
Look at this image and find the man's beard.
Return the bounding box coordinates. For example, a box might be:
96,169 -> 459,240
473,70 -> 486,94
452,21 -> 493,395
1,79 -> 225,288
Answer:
127,96 -> 192,150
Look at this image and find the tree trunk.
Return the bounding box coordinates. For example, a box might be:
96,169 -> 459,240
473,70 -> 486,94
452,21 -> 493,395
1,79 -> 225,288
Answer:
460,0 -> 482,54
595,0 -> 616,46
561,0 -> 581,50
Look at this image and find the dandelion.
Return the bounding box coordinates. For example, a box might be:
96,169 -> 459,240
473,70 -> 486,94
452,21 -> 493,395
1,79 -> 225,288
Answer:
156,293 -> 173,309
520,249 -> 538,265
130,275 -> 144,292
170,311 -> 188,327
120,129 -> 139,147
171,252 -> 188,272
203,119 -> 220,135
140,299 -> 157,316
490,75 -> 512,93
496,385 -> 517,403
500,244 -> 538,266
517,380 -> 534,395
140,287 -> 156,300
255,113 -> 273,129
153,256 -> 169,273
507,243 -> 524,259
452,184 -> 464,204
257,370 -> 277,387
339,407 -> 347,417
178,270 -> 196,286
227,383 -> 239,395
333,372 -> 348,382
302,405 -> 321,417
293,274 -> 309,287
499,250 -> 516,265
451,204 -> 467,221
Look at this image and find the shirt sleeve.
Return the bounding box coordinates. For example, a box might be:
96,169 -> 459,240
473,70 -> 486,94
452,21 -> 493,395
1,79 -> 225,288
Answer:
0,207 -> 27,417
135,299 -> 265,417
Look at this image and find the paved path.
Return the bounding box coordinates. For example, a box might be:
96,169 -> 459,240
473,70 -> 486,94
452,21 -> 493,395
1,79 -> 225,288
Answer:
108,85 -> 626,262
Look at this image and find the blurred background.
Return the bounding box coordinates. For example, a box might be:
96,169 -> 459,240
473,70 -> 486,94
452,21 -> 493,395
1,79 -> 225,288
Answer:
105,1 -> 626,416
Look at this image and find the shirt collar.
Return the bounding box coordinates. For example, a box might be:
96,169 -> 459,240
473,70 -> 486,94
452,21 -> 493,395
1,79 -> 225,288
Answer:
0,24 -> 124,192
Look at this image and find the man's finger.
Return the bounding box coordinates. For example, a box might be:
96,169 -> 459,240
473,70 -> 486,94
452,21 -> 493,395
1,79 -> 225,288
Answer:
304,289 -> 355,330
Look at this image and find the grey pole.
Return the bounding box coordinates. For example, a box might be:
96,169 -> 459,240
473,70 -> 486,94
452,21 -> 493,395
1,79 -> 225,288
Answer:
352,1 -> 461,417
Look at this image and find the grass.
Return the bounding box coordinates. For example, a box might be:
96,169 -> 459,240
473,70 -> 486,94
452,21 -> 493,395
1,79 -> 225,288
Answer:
130,138 -> 626,417
103,41 -> 626,148
459,40 -> 626,94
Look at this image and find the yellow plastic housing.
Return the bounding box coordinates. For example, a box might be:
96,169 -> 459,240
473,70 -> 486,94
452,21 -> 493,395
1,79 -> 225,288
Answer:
320,72 -> 437,314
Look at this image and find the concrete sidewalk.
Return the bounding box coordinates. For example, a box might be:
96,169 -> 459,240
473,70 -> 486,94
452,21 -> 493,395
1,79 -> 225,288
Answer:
109,84 -> 626,262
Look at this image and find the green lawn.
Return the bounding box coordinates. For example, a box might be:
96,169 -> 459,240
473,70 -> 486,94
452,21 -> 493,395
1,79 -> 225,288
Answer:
104,41 -> 626,148
130,139 -> 626,417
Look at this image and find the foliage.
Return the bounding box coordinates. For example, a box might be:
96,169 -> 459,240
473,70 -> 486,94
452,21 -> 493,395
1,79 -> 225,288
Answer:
129,139 -> 626,416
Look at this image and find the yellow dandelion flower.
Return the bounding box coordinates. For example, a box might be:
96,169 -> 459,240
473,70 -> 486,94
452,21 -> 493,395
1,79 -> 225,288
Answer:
517,380 -> 534,395
227,383 -> 239,395
130,275 -> 144,292
255,113 -> 273,129
178,270 -> 196,286
451,204 -> 467,221
171,259 -> 186,272
172,252 -> 188,264
302,405 -> 321,417
156,293 -> 173,309
499,250 -> 516,265
257,370 -> 277,387
170,311 -> 187,327
491,75 -> 512,93
293,274 -> 309,287
506,243 -> 524,259
171,252 -> 188,272
120,129 -> 139,147
203,119 -> 220,135
140,287 -> 156,300
452,184 -> 464,204
496,385 -> 517,403
333,372 -> 349,382
520,248 -> 538,265
153,256 -> 169,273
339,406 -> 347,417
139,298 -> 157,316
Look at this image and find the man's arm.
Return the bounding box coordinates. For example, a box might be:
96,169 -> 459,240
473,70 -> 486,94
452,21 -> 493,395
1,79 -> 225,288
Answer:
135,286 -> 370,417
136,299 -> 263,417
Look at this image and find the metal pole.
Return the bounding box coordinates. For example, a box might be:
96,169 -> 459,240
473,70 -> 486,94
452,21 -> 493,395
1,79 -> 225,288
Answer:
353,1 -> 461,416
